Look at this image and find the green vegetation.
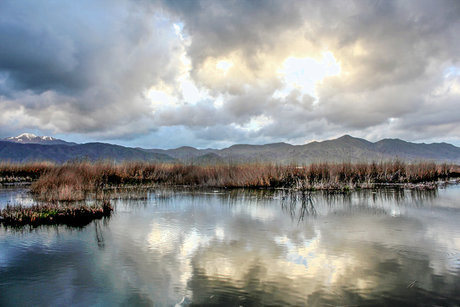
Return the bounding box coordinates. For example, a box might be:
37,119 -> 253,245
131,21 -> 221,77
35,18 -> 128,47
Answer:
0,201 -> 112,226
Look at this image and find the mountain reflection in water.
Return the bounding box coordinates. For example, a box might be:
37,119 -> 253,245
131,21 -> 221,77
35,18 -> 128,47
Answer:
1,186 -> 459,306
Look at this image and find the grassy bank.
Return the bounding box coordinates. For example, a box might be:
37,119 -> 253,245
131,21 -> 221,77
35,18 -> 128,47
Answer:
0,201 -> 112,227
0,161 -> 452,201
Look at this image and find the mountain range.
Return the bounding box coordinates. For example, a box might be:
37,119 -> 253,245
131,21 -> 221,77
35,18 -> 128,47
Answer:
1,134 -> 460,164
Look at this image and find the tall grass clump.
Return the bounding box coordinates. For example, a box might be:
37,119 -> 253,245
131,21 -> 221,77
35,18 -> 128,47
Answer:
0,161 -> 54,183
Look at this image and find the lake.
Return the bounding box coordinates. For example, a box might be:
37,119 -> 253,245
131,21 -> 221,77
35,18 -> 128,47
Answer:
1,186 -> 460,306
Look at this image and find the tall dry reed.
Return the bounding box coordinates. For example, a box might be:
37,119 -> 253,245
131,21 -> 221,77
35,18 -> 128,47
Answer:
0,161 -> 54,182
17,160 -> 458,201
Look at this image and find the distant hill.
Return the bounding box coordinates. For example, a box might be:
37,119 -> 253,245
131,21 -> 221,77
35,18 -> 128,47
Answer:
144,135 -> 460,164
0,141 -> 175,163
146,146 -> 214,161
3,133 -> 75,145
1,133 -> 460,164
193,153 -> 225,164
374,138 -> 460,161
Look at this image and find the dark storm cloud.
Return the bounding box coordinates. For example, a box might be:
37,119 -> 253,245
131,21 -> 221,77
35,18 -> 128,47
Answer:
0,1 -> 98,93
0,0 -> 182,138
158,0 -> 305,70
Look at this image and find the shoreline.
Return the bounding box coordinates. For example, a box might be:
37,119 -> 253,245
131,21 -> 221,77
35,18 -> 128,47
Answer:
1,160 -> 459,226
1,180 -> 459,227
1,175 -> 459,192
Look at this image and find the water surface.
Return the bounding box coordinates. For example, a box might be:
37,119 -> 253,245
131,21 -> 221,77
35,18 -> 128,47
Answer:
1,187 -> 460,306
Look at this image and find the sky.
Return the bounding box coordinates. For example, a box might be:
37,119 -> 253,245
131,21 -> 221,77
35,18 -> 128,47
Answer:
0,0 -> 460,149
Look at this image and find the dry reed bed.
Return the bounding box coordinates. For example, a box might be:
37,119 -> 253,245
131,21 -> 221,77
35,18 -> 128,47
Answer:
0,161 -> 55,183
10,161 -> 456,201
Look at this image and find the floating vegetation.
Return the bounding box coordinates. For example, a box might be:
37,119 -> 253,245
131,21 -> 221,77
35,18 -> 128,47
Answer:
0,201 -> 112,227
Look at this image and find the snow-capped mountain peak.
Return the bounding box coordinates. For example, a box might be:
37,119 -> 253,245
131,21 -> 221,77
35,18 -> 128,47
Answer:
17,133 -> 37,139
3,133 -> 72,145
7,133 -> 48,141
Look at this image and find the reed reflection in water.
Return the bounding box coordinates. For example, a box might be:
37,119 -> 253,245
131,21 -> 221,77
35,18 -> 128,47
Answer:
0,186 -> 459,306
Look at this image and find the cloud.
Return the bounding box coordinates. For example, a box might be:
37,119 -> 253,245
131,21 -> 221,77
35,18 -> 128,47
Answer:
156,0 -> 460,145
1,0 -> 460,147
0,0 -> 183,139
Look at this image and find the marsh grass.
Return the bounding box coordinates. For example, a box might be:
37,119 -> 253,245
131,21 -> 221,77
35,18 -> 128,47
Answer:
0,161 -> 458,225
16,160 -> 457,201
0,161 -> 54,183
0,160 -> 458,201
